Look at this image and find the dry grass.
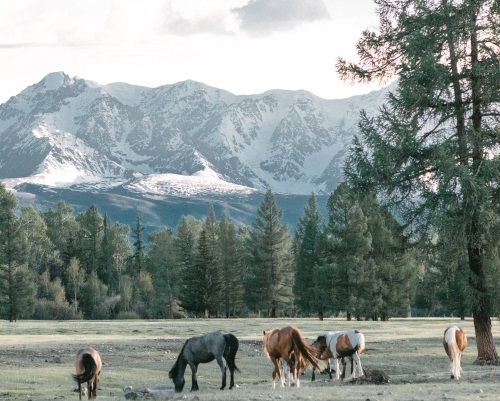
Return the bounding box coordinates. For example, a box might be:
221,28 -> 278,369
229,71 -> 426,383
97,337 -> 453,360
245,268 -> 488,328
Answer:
0,318 -> 499,400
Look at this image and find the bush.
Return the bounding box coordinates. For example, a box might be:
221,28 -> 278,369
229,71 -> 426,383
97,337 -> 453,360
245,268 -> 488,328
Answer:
33,300 -> 82,320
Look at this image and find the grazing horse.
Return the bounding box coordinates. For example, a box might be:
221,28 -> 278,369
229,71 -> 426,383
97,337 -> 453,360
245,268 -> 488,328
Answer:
168,331 -> 240,392
443,326 -> 467,380
72,347 -> 102,400
312,330 -> 365,380
263,326 -> 322,388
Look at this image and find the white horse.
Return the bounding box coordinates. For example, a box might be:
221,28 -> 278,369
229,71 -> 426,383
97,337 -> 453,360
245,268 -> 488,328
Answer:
312,330 -> 365,380
443,326 -> 467,380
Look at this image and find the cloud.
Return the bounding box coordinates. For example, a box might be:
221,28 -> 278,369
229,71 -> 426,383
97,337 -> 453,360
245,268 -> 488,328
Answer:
161,1 -> 235,36
232,0 -> 330,36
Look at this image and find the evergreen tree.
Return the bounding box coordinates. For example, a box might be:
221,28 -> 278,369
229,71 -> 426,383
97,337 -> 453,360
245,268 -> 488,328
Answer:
293,193 -> 325,318
326,183 -> 372,321
339,0 -> 500,362
174,215 -> 201,316
43,201 -> 79,258
0,183 -> 28,321
75,205 -> 103,275
99,218 -> 131,293
131,214 -> 146,274
179,207 -> 223,317
147,228 -> 178,318
218,212 -> 245,318
245,190 -> 293,317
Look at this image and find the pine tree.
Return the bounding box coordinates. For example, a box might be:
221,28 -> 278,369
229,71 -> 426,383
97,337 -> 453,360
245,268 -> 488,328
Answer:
0,183 -> 29,321
326,183 -> 372,321
131,214 -> 146,274
218,212 -> 245,318
178,207 -> 223,317
245,190 -> 293,317
75,205 -> 103,275
339,0 -> 500,363
147,228 -> 178,318
293,193 -> 325,318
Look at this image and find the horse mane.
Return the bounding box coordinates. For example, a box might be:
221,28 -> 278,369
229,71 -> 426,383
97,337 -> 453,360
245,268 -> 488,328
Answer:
169,339 -> 190,379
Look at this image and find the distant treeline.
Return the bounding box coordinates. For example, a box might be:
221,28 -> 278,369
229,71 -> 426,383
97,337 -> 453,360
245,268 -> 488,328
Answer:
0,181 -> 488,322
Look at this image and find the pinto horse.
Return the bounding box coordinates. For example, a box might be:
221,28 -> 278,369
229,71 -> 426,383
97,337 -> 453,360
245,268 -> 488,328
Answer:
443,326 -> 467,380
312,330 -> 365,380
169,331 -> 239,392
72,347 -> 102,400
263,326 -> 322,388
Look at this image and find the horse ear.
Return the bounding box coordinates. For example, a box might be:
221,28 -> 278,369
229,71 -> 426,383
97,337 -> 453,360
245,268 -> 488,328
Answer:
263,331 -> 266,335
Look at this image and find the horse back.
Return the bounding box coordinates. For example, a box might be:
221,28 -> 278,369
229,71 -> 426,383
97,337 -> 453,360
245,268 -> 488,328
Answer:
454,327 -> 467,352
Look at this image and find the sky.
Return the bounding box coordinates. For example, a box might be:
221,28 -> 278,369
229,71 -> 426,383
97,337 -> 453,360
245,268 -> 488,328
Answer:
0,0 -> 382,104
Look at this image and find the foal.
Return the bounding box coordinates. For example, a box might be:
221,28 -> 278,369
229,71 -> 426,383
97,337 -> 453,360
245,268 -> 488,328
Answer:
73,347 -> 102,400
443,326 -> 467,380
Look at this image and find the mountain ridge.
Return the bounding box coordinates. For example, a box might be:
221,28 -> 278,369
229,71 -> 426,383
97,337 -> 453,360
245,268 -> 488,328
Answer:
0,72 -> 392,228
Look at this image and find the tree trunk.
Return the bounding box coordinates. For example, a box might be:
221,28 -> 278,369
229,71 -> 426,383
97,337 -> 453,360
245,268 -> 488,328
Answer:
318,309 -> 323,321
346,311 -> 352,321
468,245 -> 500,364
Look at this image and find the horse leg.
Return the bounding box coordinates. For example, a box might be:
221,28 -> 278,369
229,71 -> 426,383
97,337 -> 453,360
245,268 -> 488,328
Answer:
189,363 -> 199,391
271,358 -> 281,389
327,359 -> 333,379
353,352 -> 363,378
333,357 -> 341,380
340,357 -> 347,380
215,356 -> 227,390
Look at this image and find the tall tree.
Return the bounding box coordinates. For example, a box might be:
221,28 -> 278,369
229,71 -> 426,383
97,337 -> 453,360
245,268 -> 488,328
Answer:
66,257 -> 85,313
147,228 -> 178,318
131,214 -> 146,274
293,193 -> 325,318
326,183 -> 372,321
75,205 -> 103,275
339,0 -> 500,363
0,183 -> 29,321
245,190 -> 293,317
179,207 -> 223,317
218,212 -> 245,318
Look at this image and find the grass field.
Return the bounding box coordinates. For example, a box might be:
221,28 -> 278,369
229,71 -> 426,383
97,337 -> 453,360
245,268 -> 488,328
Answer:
1,318 -> 499,400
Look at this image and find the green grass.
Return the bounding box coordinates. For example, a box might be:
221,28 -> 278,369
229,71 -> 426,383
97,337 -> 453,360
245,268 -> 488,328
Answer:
0,318 -> 499,401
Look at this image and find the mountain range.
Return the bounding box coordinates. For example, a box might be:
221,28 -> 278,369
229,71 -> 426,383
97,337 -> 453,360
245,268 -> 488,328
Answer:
0,72 -> 391,229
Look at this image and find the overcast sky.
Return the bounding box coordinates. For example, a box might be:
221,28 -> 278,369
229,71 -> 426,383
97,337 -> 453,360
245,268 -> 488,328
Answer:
0,0 -> 382,104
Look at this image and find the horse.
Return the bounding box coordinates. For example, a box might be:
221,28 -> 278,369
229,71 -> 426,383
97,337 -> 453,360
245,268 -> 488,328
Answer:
443,326 -> 467,380
263,326 -> 322,388
311,330 -> 365,380
168,331 -> 240,392
72,347 -> 102,400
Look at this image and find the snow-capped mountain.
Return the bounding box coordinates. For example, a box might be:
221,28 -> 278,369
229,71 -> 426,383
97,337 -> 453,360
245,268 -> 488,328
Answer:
0,72 -> 392,228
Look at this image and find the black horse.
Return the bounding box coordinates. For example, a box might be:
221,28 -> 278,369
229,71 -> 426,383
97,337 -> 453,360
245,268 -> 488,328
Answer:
168,330 -> 240,392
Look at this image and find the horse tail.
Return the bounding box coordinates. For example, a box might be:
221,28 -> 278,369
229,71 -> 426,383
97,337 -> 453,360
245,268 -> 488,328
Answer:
169,339 -> 189,379
291,328 -> 322,371
224,334 -> 240,373
73,353 -> 97,384
444,326 -> 466,379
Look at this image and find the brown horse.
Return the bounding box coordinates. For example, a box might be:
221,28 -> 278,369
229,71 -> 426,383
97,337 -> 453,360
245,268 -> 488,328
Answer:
443,326 -> 467,380
73,347 -> 102,400
263,326 -> 322,388
311,330 -> 365,380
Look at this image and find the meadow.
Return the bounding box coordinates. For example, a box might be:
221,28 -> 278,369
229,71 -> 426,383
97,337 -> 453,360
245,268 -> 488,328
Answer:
0,318 -> 499,401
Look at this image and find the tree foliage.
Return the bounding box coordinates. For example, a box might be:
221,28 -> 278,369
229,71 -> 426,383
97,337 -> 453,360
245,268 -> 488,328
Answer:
339,0 -> 500,362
